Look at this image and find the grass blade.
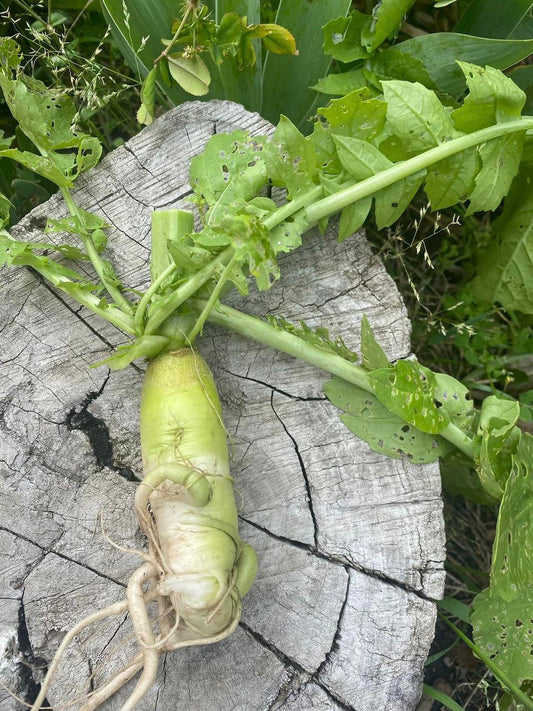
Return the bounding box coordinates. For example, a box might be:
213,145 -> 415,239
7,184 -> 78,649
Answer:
260,0 -> 352,131
455,0 -> 533,39
422,684 -> 466,711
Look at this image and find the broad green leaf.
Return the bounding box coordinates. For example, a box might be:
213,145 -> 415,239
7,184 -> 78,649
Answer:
453,62 -> 526,133
318,89 -> 387,143
260,0 -> 352,129
339,199 -> 372,241
189,130 -> 267,210
99,335 -> 170,370
466,132 -> 525,215
247,23 -> 296,55
167,54 -> 211,96
216,12 -> 242,46
471,163 -> 533,312
322,12 -> 371,63
424,148 -> 480,210
311,68 -> 367,96
490,431 -> 533,599
394,33 -> 533,97
455,0 -> 533,39
361,0 -> 416,52
382,80 -> 457,154
324,377 -> 451,463
100,0 -> 185,104
369,360 -> 451,434
0,193 -> 11,227
137,66 -> 158,125
360,315 -> 390,370
264,115 -> 316,199
369,47 -> 439,90
269,211 -> 308,254
332,135 -> 425,228
509,63 -> 533,116
440,449 -> 499,504
472,588 -> 533,688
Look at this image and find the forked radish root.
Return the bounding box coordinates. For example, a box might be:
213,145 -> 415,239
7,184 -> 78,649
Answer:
31,350 -> 257,711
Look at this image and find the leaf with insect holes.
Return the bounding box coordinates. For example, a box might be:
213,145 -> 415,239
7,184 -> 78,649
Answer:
466,132 -> 525,214
361,0 -> 416,52
472,433 -> 533,687
318,89 -> 387,142
382,80 -> 458,154
189,131 -> 267,217
137,66 -> 158,125
45,209 -> 108,237
167,53 -> 211,96
323,12 -> 371,63
264,115 -> 317,200
369,360 -> 451,434
324,377 -> 451,463
433,373 -> 476,433
360,316 -> 390,370
453,62 -> 526,133
476,396 -> 521,499
269,210 -> 308,255
369,47 -> 438,90
332,135 -> 425,228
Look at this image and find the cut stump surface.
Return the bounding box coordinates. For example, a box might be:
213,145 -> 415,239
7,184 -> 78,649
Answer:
0,101 -> 445,711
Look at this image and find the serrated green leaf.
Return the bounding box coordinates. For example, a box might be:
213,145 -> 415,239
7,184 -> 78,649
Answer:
318,89 -> 387,142
370,360 -> 451,434
45,209 -> 108,236
269,210 -> 307,254
466,132 -> 525,214
471,163 -> 533,313
361,315 -> 390,370
268,318 -> 358,362
324,376 -> 450,463
0,148 -> 70,187
322,12 -> 371,63
217,12 -> 242,46
424,148 -> 480,209
167,53 -> 211,96
361,0 -> 416,52
394,33 -> 533,98
97,335 -> 170,370
264,115 -> 316,199
453,63 -> 526,133
311,68 -> 367,96
382,80 -> 458,154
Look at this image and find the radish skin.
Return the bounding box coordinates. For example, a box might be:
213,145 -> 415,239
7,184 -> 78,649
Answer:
31,349 -> 257,710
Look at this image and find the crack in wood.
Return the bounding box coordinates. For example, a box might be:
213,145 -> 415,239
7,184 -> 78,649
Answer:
239,515 -> 437,603
17,594 -> 53,710
269,393 -> 319,548
240,622 -> 356,711
220,365 -> 326,402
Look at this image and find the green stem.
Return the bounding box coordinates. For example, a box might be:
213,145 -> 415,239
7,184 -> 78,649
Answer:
154,3 -> 193,64
60,188 -> 133,314
144,247 -> 234,335
304,119 -> 533,225
134,262 -> 177,335
439,615 -> 533,711
195,301 -> 476,459
30,259 -> 136,334
186,253 -> 238,343
263,185 -> 323,231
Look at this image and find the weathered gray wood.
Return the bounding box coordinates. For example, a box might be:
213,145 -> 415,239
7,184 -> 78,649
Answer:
0,100 -> 445,711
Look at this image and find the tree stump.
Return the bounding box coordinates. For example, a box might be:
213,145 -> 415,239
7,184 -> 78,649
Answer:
0,101 -> 445,711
